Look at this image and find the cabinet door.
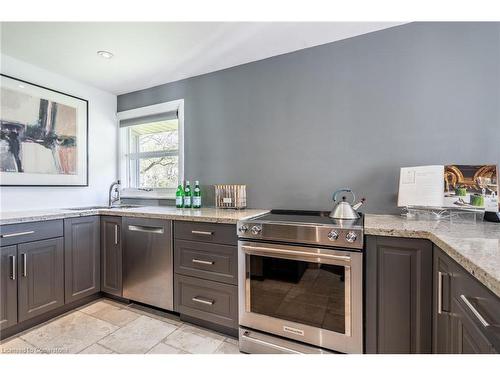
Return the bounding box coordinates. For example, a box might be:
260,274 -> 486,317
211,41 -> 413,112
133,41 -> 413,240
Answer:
0,246 -> 18,330
433,247 -> 453,353
64,216 -> 100,303
450,297 -> 494,353
434,247 -> 499,353
17,238 -> 64,322
101,216 -> 122,296
365,236 -> 433,354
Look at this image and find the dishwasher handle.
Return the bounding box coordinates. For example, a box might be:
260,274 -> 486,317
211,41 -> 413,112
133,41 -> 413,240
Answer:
127,225 -> 164,234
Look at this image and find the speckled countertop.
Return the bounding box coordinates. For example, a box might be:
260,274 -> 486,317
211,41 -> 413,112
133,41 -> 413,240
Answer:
365,214 -> 500,298
1,207 -> 498,298
0,206 -> 269,226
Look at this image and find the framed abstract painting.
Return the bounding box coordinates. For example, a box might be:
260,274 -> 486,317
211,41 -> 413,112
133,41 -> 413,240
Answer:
0,74 -> 88,186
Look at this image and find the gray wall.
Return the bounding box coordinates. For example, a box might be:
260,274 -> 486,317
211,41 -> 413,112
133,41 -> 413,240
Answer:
118,22 -> 500,213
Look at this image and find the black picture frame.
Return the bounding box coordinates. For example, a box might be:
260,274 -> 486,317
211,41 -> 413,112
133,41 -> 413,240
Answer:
0,73 -> 89,187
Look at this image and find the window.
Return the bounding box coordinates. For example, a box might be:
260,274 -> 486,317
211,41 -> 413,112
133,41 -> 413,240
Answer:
117,100 -> 184,198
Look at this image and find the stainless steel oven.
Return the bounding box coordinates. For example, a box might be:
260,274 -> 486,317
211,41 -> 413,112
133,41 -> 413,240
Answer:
238,240 -> 363,353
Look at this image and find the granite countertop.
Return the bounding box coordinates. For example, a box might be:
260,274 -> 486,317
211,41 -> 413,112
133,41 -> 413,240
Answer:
365,214 -> 500,298
2,207 -> 498,298
0,206 -> 269,226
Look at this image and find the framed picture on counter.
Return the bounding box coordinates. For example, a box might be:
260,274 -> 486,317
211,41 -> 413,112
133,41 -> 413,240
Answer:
0,74 -> 88,186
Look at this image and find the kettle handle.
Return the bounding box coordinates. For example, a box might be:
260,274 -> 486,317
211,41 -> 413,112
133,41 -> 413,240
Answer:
333,188 -> 356,204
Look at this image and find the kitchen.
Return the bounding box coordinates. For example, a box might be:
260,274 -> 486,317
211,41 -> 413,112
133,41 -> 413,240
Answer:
0,3 -> 499,374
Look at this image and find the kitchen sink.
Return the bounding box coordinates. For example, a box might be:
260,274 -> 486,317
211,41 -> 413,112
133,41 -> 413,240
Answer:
66,204 -> 141,210
107,204 -> 141,209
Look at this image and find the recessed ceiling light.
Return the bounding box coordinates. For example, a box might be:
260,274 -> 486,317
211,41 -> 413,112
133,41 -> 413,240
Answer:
18,84 -> 25,89
97,50 -> 114,59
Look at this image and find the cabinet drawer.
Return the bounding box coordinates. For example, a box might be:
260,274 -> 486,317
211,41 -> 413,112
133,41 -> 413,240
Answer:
174,221 -> 236,246
455,266 -> 500,319
0,220 -> 63,246
451,296 -> 496,353
453,263 -> 500,352
175,274 -> 238,328
174,240 -> 237,285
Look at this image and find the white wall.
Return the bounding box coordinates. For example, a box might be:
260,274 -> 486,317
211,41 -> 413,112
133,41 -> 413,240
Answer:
0,54 -> 117,211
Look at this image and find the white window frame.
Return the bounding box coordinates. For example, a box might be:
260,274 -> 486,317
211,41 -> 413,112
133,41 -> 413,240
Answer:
117,99 -> 184,199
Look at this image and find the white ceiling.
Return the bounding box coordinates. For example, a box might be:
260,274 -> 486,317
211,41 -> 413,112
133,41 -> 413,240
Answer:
1,22 -> 405,95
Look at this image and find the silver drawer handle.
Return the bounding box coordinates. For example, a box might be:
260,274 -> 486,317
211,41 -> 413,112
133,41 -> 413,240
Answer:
191,230 -> 213,236
128,225 -> 164,234
114,224 -> 119,245
192,259 -> 214,265
192,296 -> 214,305
1,230 -> 34,238
460,295 -> 490,327
10,255 -> 16,280
22,253 -> 27,277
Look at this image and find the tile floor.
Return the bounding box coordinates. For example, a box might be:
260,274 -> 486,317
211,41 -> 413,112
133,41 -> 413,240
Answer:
0,298 -> 240,354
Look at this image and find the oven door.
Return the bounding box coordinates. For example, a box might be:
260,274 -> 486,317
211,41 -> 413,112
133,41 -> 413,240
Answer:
238,240 -> 363,353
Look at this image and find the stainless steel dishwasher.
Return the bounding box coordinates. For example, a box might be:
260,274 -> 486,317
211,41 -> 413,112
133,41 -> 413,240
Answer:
123,217 -> 173,310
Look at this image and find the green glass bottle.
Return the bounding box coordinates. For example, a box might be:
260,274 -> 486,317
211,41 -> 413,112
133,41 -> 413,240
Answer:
183,181 -> 192,208
193,180 -> 201,208
175,183 -> 184,208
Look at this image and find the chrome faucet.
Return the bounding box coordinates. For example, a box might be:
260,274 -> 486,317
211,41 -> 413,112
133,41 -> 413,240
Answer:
108,180 -> 121,207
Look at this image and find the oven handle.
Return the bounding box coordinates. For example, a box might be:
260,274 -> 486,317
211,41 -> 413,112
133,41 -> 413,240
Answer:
241,244 -> 351,265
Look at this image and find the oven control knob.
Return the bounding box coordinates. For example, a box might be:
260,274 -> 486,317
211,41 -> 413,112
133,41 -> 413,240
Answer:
238,224 -> 248,233
345,231 -> 357,243
251,225 -> 262,235
327,230 -> 339,241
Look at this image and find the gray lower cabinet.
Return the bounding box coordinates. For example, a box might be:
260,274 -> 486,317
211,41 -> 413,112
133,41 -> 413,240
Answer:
0,220 -> 63,247
0,246 -> 18,330
175,274 -> 238,329
433,248 -> 453,353
174,221 -> 237,245
365,236 -> 433,354
450,297 -> 495,353
64,216 -> 101,303
17,238 -> 65,322
434,246 -> 499,353
100,216 -> 122,296
173,220 -> 238,335
174,239 -> 237,284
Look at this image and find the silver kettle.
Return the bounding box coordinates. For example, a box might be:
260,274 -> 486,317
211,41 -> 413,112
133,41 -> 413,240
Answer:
329,188 -> 365,220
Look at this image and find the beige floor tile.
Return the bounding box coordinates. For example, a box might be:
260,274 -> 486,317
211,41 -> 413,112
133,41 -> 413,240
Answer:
79,299 -> 124,315
214,341 -> 241,354
98,315 -> 177,354
0,337 -> 42,354
125,304 -> 182,326
179,323 -> 227,341
21,311 -> 119,354
147,342 -> 188,354
79,343 -> 115,354
6,296 -> 242,355
85,305 -> 140,327
163,325 -> 224,354
224,337 -> 239,345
